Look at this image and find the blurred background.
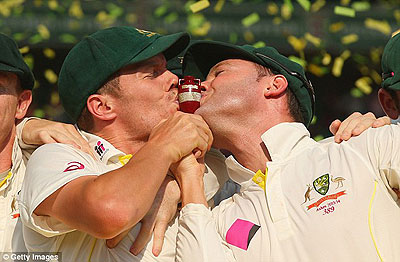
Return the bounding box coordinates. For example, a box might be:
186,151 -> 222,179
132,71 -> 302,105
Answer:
1,0 -> 399,138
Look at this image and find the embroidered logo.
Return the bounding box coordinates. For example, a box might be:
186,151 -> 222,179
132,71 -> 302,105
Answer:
303,173 -> 347,216
94,141 -> 109,160
136,29 -> 157,37
313,174 -> 330,195
63,161 -> 85,172
226,219 -> 260,250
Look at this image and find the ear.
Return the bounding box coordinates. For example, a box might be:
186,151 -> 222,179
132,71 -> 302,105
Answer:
86,94 -> 117,121
378,88 -> 400,119
15,90 -> 32,120
263,75 -> 288,98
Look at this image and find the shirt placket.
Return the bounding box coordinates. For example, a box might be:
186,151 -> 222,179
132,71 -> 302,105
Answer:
265,165 -> 293,240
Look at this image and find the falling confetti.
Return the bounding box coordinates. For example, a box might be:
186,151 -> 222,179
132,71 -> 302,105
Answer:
190,0 -> 210,13
242,13 -> 260,27
297,0 -> 311,11
334,6 -> 355,17
365,18 -> 391,35
341,34 -> 359,45
214,0 -> 225,13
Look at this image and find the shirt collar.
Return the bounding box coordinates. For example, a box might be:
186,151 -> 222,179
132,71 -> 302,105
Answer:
261,122 -> 315,162
81,131 -> 126,165
225,155 -> 255,185
225,122 -> 315,185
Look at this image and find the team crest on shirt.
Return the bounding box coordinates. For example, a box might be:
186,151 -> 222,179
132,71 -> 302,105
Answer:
94,140 -> 109,160
302,173 -> 347,216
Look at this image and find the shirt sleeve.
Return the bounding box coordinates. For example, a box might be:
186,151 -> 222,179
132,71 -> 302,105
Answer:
176,204 -> 236,262
349,125 -> 400,200
18,143 -> 99,237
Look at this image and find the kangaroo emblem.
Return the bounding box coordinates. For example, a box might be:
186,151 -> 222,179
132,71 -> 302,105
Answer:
302,184 -> 313,204
331,176 -> 345,189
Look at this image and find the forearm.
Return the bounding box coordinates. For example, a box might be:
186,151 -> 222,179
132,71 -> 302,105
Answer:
176,204 -> 235,262
40,141 -> 174,239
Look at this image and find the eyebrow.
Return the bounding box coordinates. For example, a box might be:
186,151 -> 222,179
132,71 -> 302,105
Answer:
209,60 -> 234,73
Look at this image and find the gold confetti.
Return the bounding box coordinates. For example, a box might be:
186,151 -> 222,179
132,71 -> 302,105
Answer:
288,35 -> 307,52
37,24 -> 50,39
370,47 -> 383,64
308,64 -> 326,77
289,56 -> 306,68
340,0 -> 351,6
34,0 -> 42,7
19,46 -> 30,54
244,31 -> 255,43
311,116 -> 317,125
350,88 -> 363,98
242,13 -> 260,27
273,17 -> 282,25
33,109 -> 45,118
394,10 -> 400,23
351,2 -> 370,12
229,32 -> 238,44
23,54 -> 34,70
329,22 -> 345,33
43,48 -> 55,59
192,22 -> 211,36
341,34 -> 359,45
322,52 -> 331,65
125,13 -> 137,24
48,0 -> 58,10
311,0 -> 325,12
365,18 -> 391,35
214,0 -> 225,13
355,77 -> 372,95
69,1 -> 83,19
304,33 -> 321,47
266,2 -> 279,15
314,135 -> 324,141
281,3 -> 292,20
334,6 -> 355,17
44,69 -> 58,84
370,70 -> 381,85
332,58 -> 344,77
253,41 -> 266,48
340,50 -> 351,60
297,0 -> 310,11
359,65 -> 369,75
190,0 -> 210,13
50,92 -> 60,106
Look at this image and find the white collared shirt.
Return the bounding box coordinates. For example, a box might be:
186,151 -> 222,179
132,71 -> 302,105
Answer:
0,118 -> 32,254
177,122 -> 400,262
18,131 -> 229,262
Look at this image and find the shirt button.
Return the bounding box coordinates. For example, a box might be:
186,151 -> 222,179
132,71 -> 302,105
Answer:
256,177 -> 263,183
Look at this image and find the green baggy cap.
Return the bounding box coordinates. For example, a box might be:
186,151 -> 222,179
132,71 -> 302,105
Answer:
0,33 -> 34,90
381,32 -> 400,91
59,26 -> 190,122
183,40 -> 315,126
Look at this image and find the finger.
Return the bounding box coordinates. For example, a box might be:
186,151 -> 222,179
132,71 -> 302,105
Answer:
341,112 -> 376,140
151,221 -> 168,257
334,112 -> 362,143
372,116 -> 391,128
106,230 -> 129,249
329,119 -> 341,136
37,131 -> 58,145
130,223 -> 153,255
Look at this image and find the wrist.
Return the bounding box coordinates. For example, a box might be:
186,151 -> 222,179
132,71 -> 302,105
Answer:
180,177 -> 207,206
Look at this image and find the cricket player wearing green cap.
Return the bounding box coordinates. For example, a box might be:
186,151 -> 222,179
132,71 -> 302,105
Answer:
172,41 -> 400,262
379,30 -> 400,124
0,32 -> 94,253
17,27 -> 232,262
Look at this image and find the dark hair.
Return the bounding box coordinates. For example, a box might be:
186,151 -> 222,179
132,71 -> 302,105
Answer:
254,63 -> 305,124
77,72 -> 121,131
